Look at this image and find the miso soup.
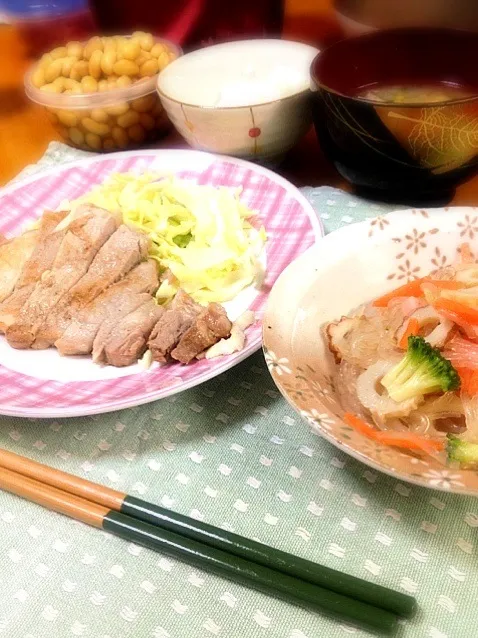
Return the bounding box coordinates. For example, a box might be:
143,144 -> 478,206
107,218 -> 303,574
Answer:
359,84 -> 476,104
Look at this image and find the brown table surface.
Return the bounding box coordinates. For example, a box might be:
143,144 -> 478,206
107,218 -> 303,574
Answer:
1,14 -> 478,205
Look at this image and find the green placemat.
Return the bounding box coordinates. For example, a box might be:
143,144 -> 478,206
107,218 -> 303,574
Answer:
0,143 -> 475,638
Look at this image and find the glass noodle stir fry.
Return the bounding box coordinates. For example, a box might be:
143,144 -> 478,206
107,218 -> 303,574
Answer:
325,243 -> 478,468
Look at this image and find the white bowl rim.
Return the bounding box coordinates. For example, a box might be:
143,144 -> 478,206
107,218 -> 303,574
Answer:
157,38 -> 319,110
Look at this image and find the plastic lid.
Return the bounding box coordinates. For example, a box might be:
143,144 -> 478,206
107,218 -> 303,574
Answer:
0,0 -> 88,19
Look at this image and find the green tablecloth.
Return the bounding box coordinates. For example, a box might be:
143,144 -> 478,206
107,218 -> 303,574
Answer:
0,143 -> 475,638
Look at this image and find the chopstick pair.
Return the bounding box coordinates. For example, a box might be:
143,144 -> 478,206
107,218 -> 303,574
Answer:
0,448 -> 416,635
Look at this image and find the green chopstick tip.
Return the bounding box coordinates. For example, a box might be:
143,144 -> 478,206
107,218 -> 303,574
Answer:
121,495 -> 418,621
406,597 -> 418,619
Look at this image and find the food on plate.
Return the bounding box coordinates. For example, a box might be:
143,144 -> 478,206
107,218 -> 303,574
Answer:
102,299 -> 164,368
204,310 -> 255,359
0,211 -> 70,332
324,243 -> 478,469
359,84 -> 474,104
26,33 -> 178,151
63,172 -> 266,303
0,175 -> 261,369
0,231 -> 37,302
55,260 -> 159,358
33,223 -> 150,349
169,302 -> 232,364
6,205 -> 121,349
0,209 -> 66,303
148,289 -> 203,363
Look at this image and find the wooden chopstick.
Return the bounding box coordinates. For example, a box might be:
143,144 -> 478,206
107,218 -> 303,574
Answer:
0,464 -> 398,635
0,447 -> 416,619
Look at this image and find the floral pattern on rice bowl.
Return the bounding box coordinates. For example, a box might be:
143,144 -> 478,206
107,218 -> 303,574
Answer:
264,206 -> 478,495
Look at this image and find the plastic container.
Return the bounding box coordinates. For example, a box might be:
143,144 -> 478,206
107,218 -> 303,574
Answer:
24,36 -> 182,153
1,0 -> 96,56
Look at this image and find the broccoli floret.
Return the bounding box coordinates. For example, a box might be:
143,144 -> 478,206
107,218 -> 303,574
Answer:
447,435 -> 478,467
381,335 -> 460,403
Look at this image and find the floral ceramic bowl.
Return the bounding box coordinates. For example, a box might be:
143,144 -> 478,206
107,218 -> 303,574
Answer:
157,39 -> 319,164
263,206 -> 478,494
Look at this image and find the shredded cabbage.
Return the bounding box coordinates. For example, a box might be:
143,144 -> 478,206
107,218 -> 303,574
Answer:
66,172 -> 266,304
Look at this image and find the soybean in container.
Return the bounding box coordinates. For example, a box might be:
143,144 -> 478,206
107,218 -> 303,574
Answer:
24,32 -> 181,152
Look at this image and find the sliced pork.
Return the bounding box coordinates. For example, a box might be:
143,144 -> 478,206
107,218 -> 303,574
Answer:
171,303 -> 232,364
0,203 -> 237,368
0,230 -> 39,303
0,211 -> 69,332
6,206 -> 120,349
13,211 -> 69,290
101,299 -> 164,367
33,224 -> 150,348
0,209 -> 66,306
148,289 -> 202,363
55,260 -> 159,356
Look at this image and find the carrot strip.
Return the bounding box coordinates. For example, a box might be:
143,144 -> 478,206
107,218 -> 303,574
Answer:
422,279 -> 466,290
373,278 -> 464,307
434,298 -> 478,325
344,412 -> 445,453
398,318 -> 419,350
435,306 -> 478,340
372,279 -> 425,307
376,431 -> 445,453
344,413 -> 376,437
456,367 -> 478,395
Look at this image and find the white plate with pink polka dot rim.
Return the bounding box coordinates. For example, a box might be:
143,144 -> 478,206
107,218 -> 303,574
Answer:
0,149 -> 322,418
